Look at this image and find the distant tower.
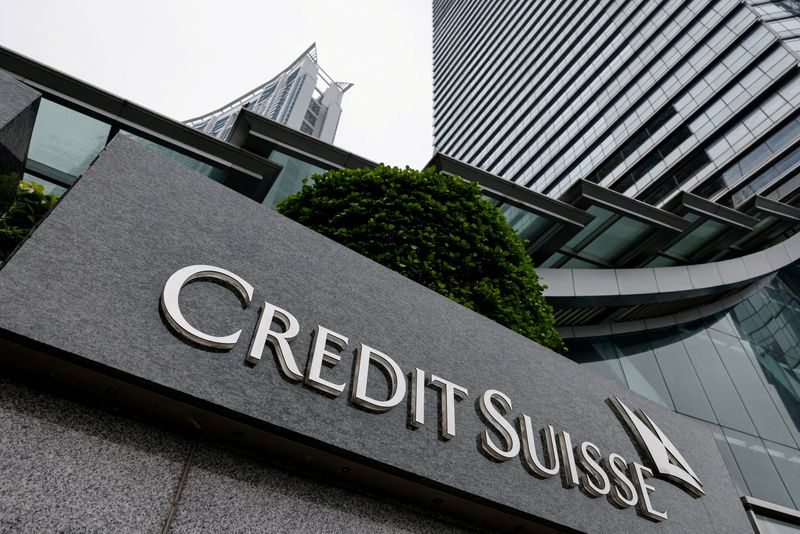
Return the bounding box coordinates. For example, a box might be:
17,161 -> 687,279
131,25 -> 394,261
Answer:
184,44 -> 352,143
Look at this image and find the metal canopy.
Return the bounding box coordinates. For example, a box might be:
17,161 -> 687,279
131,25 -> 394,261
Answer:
0,45 -> 282,203
544,180 -> 689,268
230,109 -> 374,170
650,192 -> 758,265
427,153 -> 594,263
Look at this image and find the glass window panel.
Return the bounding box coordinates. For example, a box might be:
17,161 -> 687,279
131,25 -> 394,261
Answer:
712,426 -> 750,496
667,219 -> 729,258
211,115 -> 229,135
566,339 -> 627,386
649,330 -> 716,421
766,118 -> 800,152
540,252 -> 564,268
564,205 -> 615,249
708,329 -> 795,446
121,132 -> 227,183
765,440 -> 800,509
646,255 -> 679,267
616,335 -> 674,409
708,313 -> 739,337
561,257 -> 600,268
264,150 -> 329,208
27,99 -> 111,182
21,173 -> 66,197
754,514 -> 800,534
580,216 -> 653,262
485,197 -> 554,243
723,428 -> 793,507
741,336 -> 800,446
681,329 -> 758,434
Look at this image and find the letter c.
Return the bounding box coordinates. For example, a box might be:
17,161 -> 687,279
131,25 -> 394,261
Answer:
160,265 -> 254,349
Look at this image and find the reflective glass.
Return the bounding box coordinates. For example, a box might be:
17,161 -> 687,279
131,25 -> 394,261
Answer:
263,150 -> 329,208
708,314 -> 738,337
723,428 -> 794,508
755,514 -> 800,534
646,255 -> 679,267
708,329 -> 795,446
766,440 -> 800,508
580,215 -> 653,262
681,329 -> 757,434
561,257 -> 600,268
21,173 -> 66,197
121,132 -> 227,183
649,331 -> 716,421
499,205 -> 553,242
564,205 -> 615,249
27,99 -> 111,182
712,429 -> 750,496
540,252 -> 564,268
484,195 -> 555,245
616,335 -> 674,409
665,218 -> 729,259
566,339 -> 627,385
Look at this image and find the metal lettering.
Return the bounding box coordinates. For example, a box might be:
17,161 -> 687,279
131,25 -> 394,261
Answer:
305,325 -> 348,395
557,431 -> 579,488
409,368 -> 426,428
577,441 -> 610,497
351,344 -> 407,412
160,265 -> 254,349
632,462 -> 668,522
247,302 -> 303,380
478,390 -> 520,461
427,374 -> 468,440
518,418 -> 559,478
603,453 -> 638,508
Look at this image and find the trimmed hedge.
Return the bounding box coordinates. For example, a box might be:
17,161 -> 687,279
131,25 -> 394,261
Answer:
277,165 -> 564,351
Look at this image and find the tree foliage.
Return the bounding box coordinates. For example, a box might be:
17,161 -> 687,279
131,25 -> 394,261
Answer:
277,165 -> 564,351
0,179 -> 59,262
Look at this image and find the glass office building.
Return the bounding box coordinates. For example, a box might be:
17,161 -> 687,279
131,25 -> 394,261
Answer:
432,0 -> 800,530
184,44 -> 352,143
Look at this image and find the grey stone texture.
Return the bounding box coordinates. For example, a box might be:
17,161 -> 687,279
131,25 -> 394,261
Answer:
170,443 -> 476,534
0,136 -> 751,533
0,371 -> 477,534
0,374 -> 189,534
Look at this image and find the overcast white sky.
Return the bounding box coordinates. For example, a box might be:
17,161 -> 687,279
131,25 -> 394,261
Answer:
0,0 -> 434,168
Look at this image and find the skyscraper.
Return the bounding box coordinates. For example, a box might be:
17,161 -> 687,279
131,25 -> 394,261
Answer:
184,44 -> 352,143
432,0 -> 800,527
433,0 -> 800,208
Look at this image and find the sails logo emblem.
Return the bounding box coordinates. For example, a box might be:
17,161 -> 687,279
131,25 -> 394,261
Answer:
610,396 -> 704,497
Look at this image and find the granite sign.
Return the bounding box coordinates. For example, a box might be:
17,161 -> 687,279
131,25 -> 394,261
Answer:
161,263 -> 706,522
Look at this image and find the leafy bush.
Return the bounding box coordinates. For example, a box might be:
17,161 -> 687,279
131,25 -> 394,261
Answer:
277,165 -> 564,351
0,180 -> 59,262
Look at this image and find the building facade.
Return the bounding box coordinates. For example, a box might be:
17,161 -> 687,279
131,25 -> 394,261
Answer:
0,43 -> 766,532
433,0 -> 800,209
184,44 -> 351,143
1,2 -> 800,529
432,1 -> 800,531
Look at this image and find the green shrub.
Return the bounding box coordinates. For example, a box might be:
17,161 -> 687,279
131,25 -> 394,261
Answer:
277,165 -> 564,351
0,180 -> 59,262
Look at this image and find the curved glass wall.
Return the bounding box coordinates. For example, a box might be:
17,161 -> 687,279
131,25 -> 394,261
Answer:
566,263 -> 800,511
